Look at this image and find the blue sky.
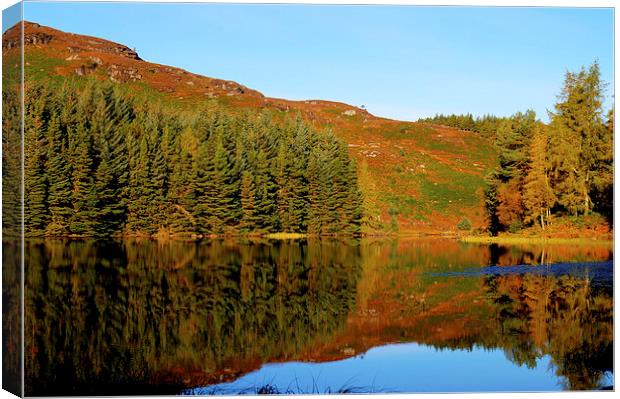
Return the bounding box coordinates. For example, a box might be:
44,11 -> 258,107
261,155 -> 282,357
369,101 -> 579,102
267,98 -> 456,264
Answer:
22,2 -> 614,121
2,1 -> 20,32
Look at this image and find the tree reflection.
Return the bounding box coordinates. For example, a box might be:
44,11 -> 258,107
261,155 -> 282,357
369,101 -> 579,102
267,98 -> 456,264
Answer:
24,239 -> 361,395
484,273 -> 612,390
23,238 -> 613,394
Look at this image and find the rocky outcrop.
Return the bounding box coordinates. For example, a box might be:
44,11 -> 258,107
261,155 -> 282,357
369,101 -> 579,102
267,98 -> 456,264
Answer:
3,23 -> 53,50
108,64 -> 142,82
24,31 -> 53,46
110,45 -> 141,60
3,21 -> 141,62
74,60 -> 99,77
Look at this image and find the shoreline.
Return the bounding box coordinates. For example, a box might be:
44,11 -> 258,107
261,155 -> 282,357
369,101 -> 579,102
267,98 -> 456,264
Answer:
460,235 -> 613,246
17,231 -> 614,244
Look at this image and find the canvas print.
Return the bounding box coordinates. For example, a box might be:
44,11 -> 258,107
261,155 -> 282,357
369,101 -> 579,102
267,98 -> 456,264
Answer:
1,1 -> 614,396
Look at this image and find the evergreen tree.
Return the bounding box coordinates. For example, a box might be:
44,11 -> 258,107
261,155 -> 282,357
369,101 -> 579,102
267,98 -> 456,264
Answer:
494,110 -> 537,182
68,123 -> 97,235
23,95 -> 50,235
2,88 -> 23,237
342,158 -> 363,235
239,171 -> 257,232
307,147 -> 329,235
45,114 -> 72,236
358,160 -> 383,233
547,120 -> 583,215
150,129 -> 170,230
126,133 -> 154,233
21,80 -> 364,237
485,111 -> 537,232
89,87 -> 130,235
195,124 -> 239,234
247,122 -> 279,232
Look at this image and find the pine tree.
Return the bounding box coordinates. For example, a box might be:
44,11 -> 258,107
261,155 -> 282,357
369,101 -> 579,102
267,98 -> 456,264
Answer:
23,95 -> 50,235
358,160 -> 383,233
279,117 -> 311,232
20,80 -> 366,238
245,121 -> 279,232
486,110 -> 537,232
150,129 -> 170,230
275,138 -> 294,231
239,171 -> 257,232
494,110 -> 537,182
3,88 -> 23,237
547,120 -> 583,215
195,124 -> 239,234
88,88 -> 130,235
126,133 -> 154,233
307,147 -> 327,235
342,157 -> 363,235
45,114 -> 72,236
169,149 -> 198,233
68,123 -> 97,235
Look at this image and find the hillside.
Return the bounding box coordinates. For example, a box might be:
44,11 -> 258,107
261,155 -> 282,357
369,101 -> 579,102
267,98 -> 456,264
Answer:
3,21 -> 497,234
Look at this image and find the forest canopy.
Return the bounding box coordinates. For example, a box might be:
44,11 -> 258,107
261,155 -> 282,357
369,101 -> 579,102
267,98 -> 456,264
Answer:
15,80 -> 363,238
485,62 -> 613,234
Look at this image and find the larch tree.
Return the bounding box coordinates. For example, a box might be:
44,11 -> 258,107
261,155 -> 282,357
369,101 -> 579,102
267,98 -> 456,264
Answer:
523,124 -> 556,229
548,61 -> 609,215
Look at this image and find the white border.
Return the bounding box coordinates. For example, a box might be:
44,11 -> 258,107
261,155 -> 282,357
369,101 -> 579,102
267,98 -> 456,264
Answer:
0,1 -> 616,399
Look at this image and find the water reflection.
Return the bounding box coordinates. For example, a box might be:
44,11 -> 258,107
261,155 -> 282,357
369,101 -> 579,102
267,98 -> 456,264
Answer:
484,271 -> 613,390
192,342 -> 611,394
23,238 -> 613,395
25,239 -> 361,395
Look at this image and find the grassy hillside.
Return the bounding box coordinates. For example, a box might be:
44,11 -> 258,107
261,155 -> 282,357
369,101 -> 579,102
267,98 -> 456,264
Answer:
3,21 -> 497,234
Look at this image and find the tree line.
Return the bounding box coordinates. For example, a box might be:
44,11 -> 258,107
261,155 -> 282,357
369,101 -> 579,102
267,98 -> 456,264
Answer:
24,239 -> 361,395
419,62 -> 613,234
486,62 -> 613,233
418,113 -> 509,138
21,81 -> 363,238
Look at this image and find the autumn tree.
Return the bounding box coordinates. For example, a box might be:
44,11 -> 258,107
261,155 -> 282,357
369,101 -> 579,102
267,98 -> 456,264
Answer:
523,125 -> 556,229
548,61 -> 610,216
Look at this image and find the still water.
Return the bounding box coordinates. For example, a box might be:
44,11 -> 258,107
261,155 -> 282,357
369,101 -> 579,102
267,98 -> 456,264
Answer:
11,238 -> 613,395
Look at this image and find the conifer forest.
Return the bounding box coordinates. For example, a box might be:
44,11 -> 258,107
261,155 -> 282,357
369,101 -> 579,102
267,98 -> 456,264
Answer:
13,82 -> 363,238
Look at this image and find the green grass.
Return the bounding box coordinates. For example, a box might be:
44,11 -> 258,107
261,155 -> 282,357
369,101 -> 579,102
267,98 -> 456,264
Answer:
2,54 -> 22,85
418,155 -> 485,209
24,52 -> 67,82
381,193 -> 429,221
378,123 -> 435,140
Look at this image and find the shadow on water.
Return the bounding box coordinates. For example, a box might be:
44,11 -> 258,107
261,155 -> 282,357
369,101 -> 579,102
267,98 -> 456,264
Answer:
22,237 -> 613,395
428,261 -> 613,292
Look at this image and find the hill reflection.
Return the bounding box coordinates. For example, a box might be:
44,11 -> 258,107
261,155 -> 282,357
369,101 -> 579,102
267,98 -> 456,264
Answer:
19,238 -> 613,395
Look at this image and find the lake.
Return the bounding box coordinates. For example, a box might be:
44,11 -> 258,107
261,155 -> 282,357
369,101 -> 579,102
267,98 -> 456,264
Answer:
11,238 -> 613,395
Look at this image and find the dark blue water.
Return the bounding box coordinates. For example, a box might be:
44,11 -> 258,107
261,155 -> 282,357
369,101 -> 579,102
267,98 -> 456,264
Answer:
428,260 -> 613,290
